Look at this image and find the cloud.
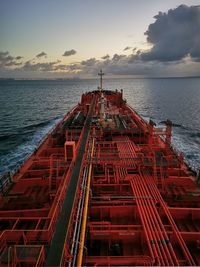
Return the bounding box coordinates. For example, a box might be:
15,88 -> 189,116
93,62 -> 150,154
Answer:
81,58 -> 98,66
63,49 -> 77,57
53,63 -> 80,72
16,56 -> 23,60
22,60 -> 61,72
36,52 -> 47,58
124,46 -> 132,51
67,63 -> 81,71
101,54 -> 110,60
112,54 -> 126,61
139,5 -> 200,62
0,51 -> 23,67
70,43 -> 200,77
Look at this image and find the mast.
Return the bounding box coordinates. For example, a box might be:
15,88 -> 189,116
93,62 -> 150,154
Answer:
98,69 -> 104,92
98,70 -> 105,119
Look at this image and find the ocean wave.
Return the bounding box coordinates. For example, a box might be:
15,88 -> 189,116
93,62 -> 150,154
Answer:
0,117 -> 60,142
0,118 -> 60,174
188,132 -> 200,138
159,121 -> 187,129
172,132 -> 200,171
21,118 -> 59,131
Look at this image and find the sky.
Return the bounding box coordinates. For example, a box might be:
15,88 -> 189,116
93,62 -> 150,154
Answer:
0,0 -> 200,78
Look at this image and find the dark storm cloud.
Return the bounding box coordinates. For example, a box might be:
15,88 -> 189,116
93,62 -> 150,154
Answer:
139,5 -> 200,62
36,52 -> 47,58
63,49 -> 77,57
123,46 -> 132,51
101,54 -> 110,60
0,51 -> 23,67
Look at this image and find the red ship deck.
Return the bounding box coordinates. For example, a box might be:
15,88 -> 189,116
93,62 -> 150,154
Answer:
0,83 -> 200,266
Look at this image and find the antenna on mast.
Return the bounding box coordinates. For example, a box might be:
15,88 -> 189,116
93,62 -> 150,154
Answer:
98,69 -> 104,92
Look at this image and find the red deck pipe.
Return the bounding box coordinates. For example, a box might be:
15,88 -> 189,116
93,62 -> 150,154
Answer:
133,175 -> 177,266
130,179 -> 163,265
131,179 -> 168,266
145,172 -> 196,266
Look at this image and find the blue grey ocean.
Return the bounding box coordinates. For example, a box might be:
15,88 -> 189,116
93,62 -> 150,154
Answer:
0,78 -> 200,174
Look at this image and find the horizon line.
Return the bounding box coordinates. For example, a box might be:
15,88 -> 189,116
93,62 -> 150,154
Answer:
0,75 -> 200,81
